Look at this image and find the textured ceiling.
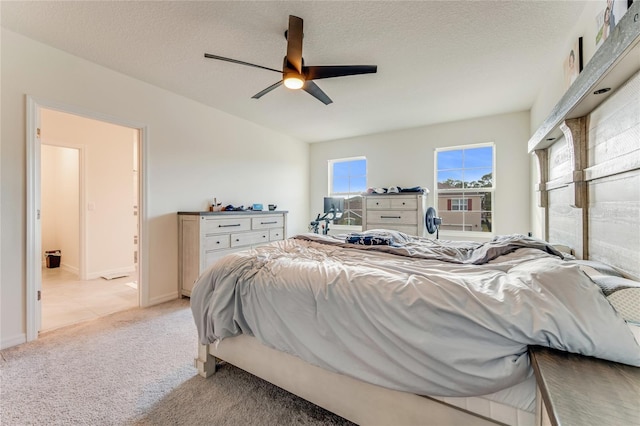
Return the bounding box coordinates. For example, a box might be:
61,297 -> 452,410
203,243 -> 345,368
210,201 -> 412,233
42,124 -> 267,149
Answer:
1,1 -> 587,143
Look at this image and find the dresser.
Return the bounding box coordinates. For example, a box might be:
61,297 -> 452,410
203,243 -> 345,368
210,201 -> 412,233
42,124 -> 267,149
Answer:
362,193 -> 428,237
177,211 -> 287,297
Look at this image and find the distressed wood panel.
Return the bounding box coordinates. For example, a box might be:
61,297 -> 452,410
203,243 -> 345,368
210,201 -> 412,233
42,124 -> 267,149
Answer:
588,171 -> 640,279
547,187 -> 581,252
548,136 -> 571,181
588,70 -> 640,167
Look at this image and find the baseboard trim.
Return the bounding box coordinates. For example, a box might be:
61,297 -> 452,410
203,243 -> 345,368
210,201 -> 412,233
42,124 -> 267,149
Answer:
1,333 -> 26,350
147,292 -> 180,307
60,263 -> 79,275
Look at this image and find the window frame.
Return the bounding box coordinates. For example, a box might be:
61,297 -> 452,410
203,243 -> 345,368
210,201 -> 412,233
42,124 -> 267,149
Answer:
434,142 -> 495,237
328,156 -> 367,230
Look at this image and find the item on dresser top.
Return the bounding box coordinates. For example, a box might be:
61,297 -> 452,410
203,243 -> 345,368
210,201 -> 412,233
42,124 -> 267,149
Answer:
251,204 -> 263,211
268,204 -> 277,211
223,204 -> 245,211
365,186 -> 429,195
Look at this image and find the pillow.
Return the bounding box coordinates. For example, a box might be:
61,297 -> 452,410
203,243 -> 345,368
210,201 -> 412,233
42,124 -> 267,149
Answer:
590,275 -> 640,325
569,259 -> 625,278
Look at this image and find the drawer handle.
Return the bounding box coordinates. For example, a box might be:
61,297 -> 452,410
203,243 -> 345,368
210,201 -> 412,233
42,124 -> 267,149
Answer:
235,238 -> 240,242
263,235 -> 267,238
381,215 -> 401,219
261,221 -> 278,225
216,241 -> 220,244
402,202 -> 406,205
219,224 -> 241,228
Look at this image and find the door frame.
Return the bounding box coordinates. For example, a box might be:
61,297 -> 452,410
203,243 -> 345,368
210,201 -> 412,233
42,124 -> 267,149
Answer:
26,96 -> 150,341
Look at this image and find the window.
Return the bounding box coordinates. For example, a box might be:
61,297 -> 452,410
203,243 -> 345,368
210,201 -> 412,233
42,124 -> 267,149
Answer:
328,157 -> 367,226
450,198 -> 470,211
435,144 -> 494,234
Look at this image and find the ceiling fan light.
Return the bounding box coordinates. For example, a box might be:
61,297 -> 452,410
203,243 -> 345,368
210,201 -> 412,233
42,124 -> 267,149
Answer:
284,74 -> 305,89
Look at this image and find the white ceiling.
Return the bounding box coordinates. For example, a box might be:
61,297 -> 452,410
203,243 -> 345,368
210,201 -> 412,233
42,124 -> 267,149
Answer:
1,1 -> 587,143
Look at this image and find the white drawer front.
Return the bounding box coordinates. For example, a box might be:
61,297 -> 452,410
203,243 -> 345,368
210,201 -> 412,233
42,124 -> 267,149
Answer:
202,234 -> 230,251
252,215 -> 284,229
367,210 -> 417,225
269,228 -> 285,241
203,217 -> 251,234
231,231 -> 269,247
390,197 -> 417,209
366,198 -> 391,209
202,247 -> 245,272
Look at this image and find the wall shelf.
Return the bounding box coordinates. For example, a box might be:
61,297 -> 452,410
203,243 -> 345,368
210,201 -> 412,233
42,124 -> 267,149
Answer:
528,2 -> 640,153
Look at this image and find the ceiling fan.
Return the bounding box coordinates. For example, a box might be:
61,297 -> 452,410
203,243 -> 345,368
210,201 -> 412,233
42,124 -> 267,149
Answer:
204,15 -> 377,105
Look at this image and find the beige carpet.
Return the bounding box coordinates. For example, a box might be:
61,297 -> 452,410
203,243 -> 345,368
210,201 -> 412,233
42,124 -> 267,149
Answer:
0,299 -> 353,425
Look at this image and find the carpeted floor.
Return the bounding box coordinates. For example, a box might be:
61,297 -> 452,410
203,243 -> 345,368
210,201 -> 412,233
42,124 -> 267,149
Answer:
0,298 -> 354,425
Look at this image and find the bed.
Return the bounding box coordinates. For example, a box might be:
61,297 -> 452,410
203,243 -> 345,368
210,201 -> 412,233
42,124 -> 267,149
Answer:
190,231 -> 640,426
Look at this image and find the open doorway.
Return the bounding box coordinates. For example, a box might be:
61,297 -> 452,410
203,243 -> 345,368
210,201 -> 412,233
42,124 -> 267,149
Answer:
37,108 -> 140,333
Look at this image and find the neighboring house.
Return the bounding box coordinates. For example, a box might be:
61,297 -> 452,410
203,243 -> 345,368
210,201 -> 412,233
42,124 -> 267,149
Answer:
437,193 -> 485,232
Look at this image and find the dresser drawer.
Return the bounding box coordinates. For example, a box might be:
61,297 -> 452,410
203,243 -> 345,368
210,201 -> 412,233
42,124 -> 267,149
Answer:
252,216 -> 284,229
231,230 -> 270,247
367,210 -> 418,225
202,234 -> 230,251
269,228 -> 285,241
366,198 -> 391,209
390,197 -> 417,209
202,247 -> 245,271
203,217 -> 251,234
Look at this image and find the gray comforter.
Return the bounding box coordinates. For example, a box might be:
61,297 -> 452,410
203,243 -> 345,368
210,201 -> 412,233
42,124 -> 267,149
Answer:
191,232 -> 640,403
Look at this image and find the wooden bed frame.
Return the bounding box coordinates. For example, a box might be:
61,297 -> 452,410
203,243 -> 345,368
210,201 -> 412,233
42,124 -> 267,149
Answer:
195,5 -> 640,425
195,335 -> 505,426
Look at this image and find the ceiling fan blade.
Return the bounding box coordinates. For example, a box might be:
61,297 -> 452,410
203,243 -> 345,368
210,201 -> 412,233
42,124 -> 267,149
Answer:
304,65 -> 377,80
286,15 -> 304,73
251,81 -> 283,99
204,53 -> 281,74
303,81 -> 333,105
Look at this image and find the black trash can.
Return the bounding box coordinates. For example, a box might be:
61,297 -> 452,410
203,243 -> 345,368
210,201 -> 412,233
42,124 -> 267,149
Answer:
45,250 -> 61,268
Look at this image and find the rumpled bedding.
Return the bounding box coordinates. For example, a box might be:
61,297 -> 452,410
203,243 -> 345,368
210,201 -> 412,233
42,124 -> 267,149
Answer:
190,232 -> 640,409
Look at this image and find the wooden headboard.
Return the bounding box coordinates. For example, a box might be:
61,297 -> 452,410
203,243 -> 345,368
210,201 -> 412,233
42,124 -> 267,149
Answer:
529,2 -> 640,279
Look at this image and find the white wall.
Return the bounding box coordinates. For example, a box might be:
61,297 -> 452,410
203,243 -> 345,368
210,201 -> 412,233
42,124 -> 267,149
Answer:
310,111 -> 531,239
530,1 -> 616,133
0,29 -> 309,349
42,109 -> 136,278
41,145 -> 80,272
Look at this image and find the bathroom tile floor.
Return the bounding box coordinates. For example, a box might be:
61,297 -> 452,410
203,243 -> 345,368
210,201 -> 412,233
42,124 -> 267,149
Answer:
41,267 -> 138,333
